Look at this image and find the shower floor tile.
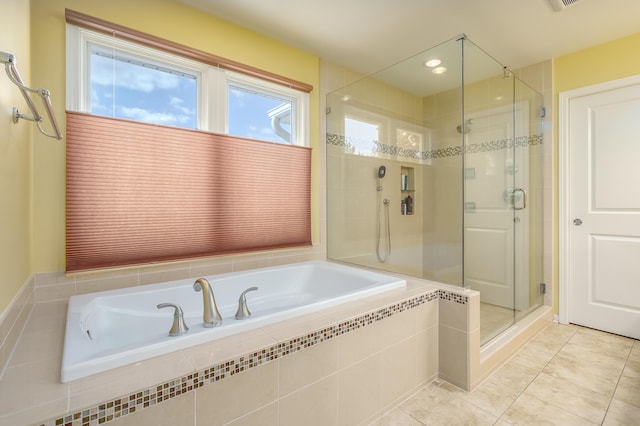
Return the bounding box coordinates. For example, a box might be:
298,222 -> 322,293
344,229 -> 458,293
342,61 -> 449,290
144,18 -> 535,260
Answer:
381,323 -> 640,425
480,302 -> 515,344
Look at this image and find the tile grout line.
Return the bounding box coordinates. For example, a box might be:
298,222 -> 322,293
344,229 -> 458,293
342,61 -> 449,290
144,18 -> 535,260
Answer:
600,338 -> 635,425
492,324 -> 578,425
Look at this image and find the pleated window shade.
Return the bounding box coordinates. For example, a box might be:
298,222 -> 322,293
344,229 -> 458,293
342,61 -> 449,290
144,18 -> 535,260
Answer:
66,112 -> 312,272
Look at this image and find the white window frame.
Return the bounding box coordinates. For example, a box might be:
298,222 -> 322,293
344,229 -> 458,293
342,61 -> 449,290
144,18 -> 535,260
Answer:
66,25 -> 309,146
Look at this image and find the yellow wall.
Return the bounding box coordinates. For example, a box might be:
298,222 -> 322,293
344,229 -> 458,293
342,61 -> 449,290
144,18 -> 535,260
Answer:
0,0 -> 32,313
552,32 -> 640,313
29,0 -> 321,273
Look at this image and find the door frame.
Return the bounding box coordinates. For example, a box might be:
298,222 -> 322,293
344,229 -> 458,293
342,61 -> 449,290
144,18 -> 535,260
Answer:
558,73 -> 640,324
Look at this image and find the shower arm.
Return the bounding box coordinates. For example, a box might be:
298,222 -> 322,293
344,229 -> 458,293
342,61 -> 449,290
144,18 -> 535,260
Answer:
1,51 -> 63,140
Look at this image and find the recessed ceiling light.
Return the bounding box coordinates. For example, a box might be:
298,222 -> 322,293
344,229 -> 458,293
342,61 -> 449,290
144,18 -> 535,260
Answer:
342,95 -> 351,102
432,66 -> 447,74
424,59 -> 441,68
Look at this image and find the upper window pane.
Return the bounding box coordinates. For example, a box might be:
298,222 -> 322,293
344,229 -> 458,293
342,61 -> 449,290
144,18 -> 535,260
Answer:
228,84 -> 296,144
344,116 -> 380,156
89,45 -> 198,129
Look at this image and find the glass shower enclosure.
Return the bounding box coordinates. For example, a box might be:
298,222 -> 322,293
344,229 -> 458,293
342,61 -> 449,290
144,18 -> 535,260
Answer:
326,36 -> 545,344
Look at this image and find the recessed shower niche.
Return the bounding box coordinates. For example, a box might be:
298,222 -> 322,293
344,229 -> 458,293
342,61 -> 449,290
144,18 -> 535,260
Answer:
326,34 -> 545,345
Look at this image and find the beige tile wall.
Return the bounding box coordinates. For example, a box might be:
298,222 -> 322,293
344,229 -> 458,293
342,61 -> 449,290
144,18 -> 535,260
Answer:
2,267 -> 474,426
0,273 -> 34,377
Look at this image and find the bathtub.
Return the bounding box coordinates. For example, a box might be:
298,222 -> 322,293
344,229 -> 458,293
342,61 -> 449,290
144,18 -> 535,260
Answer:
61,261 -> 406,382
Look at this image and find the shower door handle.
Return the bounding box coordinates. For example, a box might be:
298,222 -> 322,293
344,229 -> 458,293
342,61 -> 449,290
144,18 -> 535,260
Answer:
513,188 -> 527,210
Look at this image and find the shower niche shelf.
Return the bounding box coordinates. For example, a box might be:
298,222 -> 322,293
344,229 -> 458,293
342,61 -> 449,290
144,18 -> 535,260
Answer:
400,166 -> 415,215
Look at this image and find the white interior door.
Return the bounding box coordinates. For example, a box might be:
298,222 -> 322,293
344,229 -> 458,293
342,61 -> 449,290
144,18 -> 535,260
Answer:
464,104 -> 530,310
562,76 -> 640,339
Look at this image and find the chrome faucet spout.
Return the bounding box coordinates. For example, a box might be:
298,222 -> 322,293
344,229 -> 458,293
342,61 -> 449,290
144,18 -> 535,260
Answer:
193,278 -> 222,327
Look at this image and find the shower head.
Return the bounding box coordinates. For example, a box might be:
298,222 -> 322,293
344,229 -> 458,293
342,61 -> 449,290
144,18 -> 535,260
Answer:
377,165 -> 386,179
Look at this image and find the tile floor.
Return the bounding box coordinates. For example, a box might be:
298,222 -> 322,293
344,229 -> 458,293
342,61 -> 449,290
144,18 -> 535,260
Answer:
380,323 -> 640,425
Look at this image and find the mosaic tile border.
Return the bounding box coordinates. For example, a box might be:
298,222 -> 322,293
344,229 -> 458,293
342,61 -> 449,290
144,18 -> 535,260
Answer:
326,132 -> 543,161
40,288 -> 463,426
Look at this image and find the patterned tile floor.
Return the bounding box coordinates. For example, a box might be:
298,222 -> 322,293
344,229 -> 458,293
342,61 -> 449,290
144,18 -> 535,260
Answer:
380,323 -> 640,425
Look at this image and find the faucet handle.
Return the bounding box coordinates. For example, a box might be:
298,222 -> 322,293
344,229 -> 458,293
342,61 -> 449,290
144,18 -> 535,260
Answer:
235,286 -> 259,320
157,303 -> 189,336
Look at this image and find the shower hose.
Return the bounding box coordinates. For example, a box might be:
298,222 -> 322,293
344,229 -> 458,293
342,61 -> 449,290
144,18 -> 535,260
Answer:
376,197 -> 391,262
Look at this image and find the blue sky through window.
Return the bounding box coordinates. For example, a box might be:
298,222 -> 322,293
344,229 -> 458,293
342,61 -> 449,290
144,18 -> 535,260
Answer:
228,85 -> 292,144
90,51 -> 197,129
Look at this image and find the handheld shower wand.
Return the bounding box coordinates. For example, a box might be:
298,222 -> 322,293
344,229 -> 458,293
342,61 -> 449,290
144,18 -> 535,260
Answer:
375,165 -> 391,262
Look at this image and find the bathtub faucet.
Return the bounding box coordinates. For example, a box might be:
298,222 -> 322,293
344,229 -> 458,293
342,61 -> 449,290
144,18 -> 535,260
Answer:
193,278 -> 222,327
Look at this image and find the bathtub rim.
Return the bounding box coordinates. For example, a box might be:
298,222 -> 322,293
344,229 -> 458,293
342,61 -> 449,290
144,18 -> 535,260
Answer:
61,260 -> 408,383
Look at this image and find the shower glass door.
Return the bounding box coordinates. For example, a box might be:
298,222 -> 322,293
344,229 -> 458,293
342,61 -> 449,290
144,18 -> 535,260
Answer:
462,39 -> 544,344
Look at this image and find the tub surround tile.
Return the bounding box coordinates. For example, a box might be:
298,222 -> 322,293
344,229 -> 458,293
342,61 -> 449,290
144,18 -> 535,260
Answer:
109,392 -> 195,426
416,328 -> 439,384
21,282 -> 454,426
182,328 -> 278,372
279,375 -> 338,426
35,281 -> 76,303
381,337 -> 418,409
337,353 -> 383,426
75,274 -> 139,295
0,276 -> 34,375
8,325 -> 64,367
261,311 -> 337,344
195,361 -> 278,426
0,359 -> 68,419
225,402 -> 279,426
139,267 -> 191,286
438,325 -> 468,389
278,338 -> 338,397
0,398 -> 68,426
69,350 -> 196,412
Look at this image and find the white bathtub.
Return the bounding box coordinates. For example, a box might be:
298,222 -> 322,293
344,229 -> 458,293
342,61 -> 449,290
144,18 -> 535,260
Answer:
61,261 -> 406,382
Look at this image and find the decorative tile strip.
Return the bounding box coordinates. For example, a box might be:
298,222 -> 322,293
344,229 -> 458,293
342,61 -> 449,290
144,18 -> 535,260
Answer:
39,287 -> 462,426
326,132 -> 543,161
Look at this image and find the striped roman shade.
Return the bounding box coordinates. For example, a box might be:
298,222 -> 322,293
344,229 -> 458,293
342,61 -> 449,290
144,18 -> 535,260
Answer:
66,112 -> 311,271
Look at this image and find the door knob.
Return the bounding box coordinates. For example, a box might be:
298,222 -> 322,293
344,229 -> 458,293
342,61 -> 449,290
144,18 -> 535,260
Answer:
573,218 -> 583,226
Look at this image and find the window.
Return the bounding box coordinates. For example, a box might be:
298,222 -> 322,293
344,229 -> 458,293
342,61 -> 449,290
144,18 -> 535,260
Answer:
88,44 -> 199,129
67,25 -> 309,146
64,14 -> 312,271
228,82 -> 296,144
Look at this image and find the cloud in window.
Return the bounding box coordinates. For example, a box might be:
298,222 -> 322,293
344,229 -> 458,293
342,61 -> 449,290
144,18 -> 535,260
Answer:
91,58 -> 182,93
169,97 -> 194,115
119,106 -> 190,125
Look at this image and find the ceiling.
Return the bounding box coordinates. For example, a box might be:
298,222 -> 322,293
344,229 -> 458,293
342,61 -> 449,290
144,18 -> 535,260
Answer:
179,0 -> 640,76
